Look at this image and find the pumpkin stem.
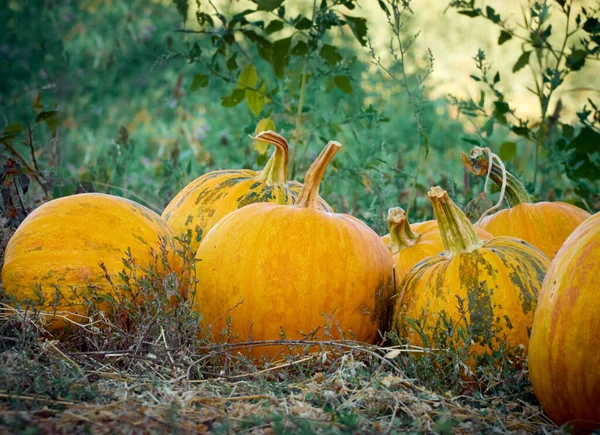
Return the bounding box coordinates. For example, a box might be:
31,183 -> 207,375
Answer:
296,141 -> 341,209
252,131 -> 289,185
428,186 -> 482,255
387,207 -> 419,255
461,146 -> 531,207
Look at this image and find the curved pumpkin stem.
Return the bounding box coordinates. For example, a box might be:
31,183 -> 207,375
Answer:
387,207 -> 419,255
428,186 -> 482,256
296,141 -> 341,209
252,131 -> 289,185
462,146 -> 531,207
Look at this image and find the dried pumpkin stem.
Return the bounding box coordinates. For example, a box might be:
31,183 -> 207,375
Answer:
461,146 -> 531,207
387,207 -> 419,255
428,186 -> 482,255
296,141 -> 341,209
252,131 -> 289,185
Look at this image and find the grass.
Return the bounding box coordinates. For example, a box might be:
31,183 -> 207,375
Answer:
0,232 -> 564,434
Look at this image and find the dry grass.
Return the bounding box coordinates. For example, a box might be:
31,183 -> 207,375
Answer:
0,305 -> 563,434
0,230 -> 564,434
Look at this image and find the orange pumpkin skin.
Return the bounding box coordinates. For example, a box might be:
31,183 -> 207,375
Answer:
477,202 -> 590,260
463,147 -> 590,259
393,188 -> 549,356
528,212 -> 600,429
381,208 -> 492,283
193,142 -> 394,359
162,131 -> 330,253
1,193 -> 180,328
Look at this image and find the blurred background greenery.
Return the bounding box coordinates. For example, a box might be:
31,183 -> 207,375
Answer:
1,0 -> 598,234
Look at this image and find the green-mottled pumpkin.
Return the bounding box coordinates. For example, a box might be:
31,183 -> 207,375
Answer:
1,193 -> 180,329
162,131 -> 331,253
462,146 -> 590,259
392,187 -> 549,357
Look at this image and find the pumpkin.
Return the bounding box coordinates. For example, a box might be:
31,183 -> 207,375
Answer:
162,131 -> 331,253
528,212 -> 600,429
193,140 -> 395,359
381,207 -> 492,283
392,187 -> 549,356
462,146 -> 590,259
1,193 -> 180,329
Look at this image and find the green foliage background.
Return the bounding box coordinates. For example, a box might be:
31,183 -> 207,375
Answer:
1,0 -> 599,233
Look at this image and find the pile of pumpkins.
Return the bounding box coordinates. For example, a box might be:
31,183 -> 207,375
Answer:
1,131 -> 598,429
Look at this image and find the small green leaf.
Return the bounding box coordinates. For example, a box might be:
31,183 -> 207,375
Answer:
272,37 -> 292,79
238,65 -> 258,89
226,53 -> 238,71
295,17 -> 312,30
254,0 -> 283,11
498,30 -> 512,45
190,74 -> 209,91
499,141 -> 517,161
334,75 -> 353,94
486,6 -> 500,23
378,0 -> 390,16
343,15 -> 368,46
221,89 -> 246,107
291,41 -> 309,56
561,124 -> 575,139
512,51 -> 531,72
493,71 -> 500,84
246,85 -> 266,117
35,110 -> 58,123
265,20 -> 284,34
566,49 -> 586,71
458,9 -> 481,17
319,44 -> 343,66
3,123 -> 25,135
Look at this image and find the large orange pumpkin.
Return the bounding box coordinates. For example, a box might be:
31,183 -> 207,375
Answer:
462,146 -> 590,259
162,131 -> 331,253
528,212 -> 600,429
1,193 -> 180,328
193,141 -> 394,359
381,207 -> 492,284
393,187 -> 549,356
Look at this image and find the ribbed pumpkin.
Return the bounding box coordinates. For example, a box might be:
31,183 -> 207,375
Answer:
193,141 -> 394,359
528,212 -> 600,429
462,146 -> 590,259
162,131 -> 331,253
381,207 -> 492,284
2,193 -> 180,328
392,187 -> 549,356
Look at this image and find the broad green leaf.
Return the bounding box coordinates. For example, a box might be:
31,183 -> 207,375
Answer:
190,74 -> 209,91
265,20 -> 284,34
246,84 -> 267,117
238,65 -> 258,89
319,44 -> 343,66
221,89 -> 245,107
295,17 -> 312,30
272,37 -> 292,79
498,30 -> 512,45
343,15 -> 367,46
3,122 -> 25,135
512,51 -> 531,72
291,41 -> 309,56
255,0 -> 283,11
334,75 -> 353,94
499,141 -> 517,161
226,53 -> 238,71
